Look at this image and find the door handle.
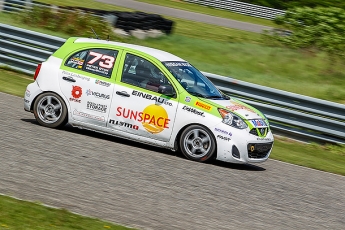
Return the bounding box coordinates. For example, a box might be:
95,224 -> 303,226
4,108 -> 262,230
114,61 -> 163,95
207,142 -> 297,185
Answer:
62,76 -> 76,82
116,91 -> 130,97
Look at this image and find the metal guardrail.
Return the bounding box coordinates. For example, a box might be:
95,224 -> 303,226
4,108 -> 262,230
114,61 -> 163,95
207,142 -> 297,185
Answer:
0,23 -> 65,74
184,0 -> 286,20
2,0 -> 286,21
1,23 -> 344,144
0,0 -> 104,16
0,0 -> 36,13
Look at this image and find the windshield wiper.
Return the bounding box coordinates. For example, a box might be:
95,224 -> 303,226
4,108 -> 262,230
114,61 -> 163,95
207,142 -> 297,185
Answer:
205,95 -> 223,99
205,95 -> 230,100
189,92 -> 207,98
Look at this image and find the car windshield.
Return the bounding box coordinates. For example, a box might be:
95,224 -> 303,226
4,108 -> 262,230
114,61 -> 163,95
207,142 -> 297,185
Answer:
163,61 -> 228,99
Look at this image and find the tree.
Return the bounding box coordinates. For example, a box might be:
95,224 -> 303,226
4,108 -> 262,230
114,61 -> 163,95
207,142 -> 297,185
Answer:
268,7 -> 345,64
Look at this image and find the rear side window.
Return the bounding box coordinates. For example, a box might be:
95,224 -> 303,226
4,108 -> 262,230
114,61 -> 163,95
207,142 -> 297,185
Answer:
65,49 -> 118,78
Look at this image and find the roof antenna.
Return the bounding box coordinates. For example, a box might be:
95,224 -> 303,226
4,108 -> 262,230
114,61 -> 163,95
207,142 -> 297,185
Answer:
91,27 -> 99,39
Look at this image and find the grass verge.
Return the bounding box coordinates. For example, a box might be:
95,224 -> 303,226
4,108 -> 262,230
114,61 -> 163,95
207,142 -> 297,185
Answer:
0,195 -> 134,230
0,69 -> 33,97
1,68 -> 345,176
271,137 -> 345,176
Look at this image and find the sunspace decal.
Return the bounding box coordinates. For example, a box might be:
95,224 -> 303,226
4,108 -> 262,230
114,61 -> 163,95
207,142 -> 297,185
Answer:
115,105 -> 170,134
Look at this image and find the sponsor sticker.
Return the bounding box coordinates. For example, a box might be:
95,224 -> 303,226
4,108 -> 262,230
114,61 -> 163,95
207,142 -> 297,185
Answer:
109,119 -> 139,130
70,86 -> 82,103
182,105 -> 205,117
73,109 -> 105,121
217,135 -> 231,142
251,119 -> 267,127
257,137 -> 272,141
25,89 -> 31,97
164,62 -> 192,67
95,79 -> 111,87
214,128 -> 232,137
132,90 -> 172,106
185,96 -> 191,102
69,57 -> 84,66
62,70 -> 90,81
24,99 -> 30,103
86,89 -> 110,100
226,101 -> 254,113
116,105 -> 170,134
195,101 -> 211,111
86,101 -> 107,113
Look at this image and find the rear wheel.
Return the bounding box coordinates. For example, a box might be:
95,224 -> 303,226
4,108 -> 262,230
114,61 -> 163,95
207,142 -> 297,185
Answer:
179,125 -> 216,162
33,92 -> 68,128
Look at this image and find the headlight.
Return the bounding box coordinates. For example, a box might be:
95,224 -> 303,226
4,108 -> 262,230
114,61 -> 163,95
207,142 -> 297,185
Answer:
218,108 -> 248,129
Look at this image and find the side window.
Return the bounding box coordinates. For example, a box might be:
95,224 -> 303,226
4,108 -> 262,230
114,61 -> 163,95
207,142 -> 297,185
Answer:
121,53 -> 173,93
65,49 -> 118,78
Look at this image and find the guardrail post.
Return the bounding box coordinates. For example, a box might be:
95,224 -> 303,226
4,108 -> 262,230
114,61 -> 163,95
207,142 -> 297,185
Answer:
0,0 -> 4,12
25,0 -> 32,10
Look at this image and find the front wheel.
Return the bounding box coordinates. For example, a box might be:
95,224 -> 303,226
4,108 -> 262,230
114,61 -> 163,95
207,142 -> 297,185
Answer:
33,92 -> 68,128
179,125 -> 216,162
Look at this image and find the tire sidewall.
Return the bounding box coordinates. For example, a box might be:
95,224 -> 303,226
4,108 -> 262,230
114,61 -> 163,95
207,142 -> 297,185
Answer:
179,124 -> 216,162
33,92 -> 68,128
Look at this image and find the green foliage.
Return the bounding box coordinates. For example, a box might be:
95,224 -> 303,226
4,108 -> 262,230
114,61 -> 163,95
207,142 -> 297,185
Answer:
241,0 -> 345,10
18,6 -> 117,39
267,7 -> 345,62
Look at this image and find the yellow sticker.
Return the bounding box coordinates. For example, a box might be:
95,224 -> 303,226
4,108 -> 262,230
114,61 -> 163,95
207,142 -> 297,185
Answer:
195,101 -> 212,111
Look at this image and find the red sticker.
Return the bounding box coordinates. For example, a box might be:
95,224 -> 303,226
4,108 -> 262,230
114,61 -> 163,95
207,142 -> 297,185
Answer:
72,86 -> 82,99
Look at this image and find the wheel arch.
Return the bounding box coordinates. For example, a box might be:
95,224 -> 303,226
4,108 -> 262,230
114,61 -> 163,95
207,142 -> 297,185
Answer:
31,91 -> 70,125
31,91 -> 69,113
174,123 -> 218,159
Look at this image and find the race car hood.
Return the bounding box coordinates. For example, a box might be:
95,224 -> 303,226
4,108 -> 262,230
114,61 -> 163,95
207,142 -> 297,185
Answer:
207,98 -> 264,120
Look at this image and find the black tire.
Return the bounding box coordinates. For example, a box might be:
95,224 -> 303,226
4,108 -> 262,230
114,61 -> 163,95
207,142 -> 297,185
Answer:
179,125 -> 216,162
33,92 -> 68,128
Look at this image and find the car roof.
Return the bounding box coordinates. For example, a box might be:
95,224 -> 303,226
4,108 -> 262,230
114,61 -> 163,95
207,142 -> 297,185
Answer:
74,38 -> 186,62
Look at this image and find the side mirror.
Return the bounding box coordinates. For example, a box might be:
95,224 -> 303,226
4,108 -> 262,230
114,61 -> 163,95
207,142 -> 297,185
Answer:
158,85 -> 175,97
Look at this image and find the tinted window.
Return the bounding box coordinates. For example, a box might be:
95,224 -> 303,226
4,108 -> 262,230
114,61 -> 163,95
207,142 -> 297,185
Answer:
65,49 -> 118,78
121,53 -> 173,93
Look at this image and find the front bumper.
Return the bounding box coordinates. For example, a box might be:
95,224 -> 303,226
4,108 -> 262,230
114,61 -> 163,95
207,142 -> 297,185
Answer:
214,123 -> 274,164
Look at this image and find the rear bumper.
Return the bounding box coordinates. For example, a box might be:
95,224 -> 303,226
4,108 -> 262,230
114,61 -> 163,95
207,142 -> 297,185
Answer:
24,81 -> 42,112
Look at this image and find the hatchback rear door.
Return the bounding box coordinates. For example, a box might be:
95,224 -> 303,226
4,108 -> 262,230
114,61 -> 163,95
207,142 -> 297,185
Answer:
58,48 -> 121,127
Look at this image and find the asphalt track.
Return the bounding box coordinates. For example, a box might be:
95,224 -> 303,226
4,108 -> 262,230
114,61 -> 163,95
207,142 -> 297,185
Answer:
0,92 -> 345,229
95,0 -> 272,33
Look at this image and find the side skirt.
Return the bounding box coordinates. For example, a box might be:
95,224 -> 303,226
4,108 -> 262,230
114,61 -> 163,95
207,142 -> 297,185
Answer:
69,121 -> 175,151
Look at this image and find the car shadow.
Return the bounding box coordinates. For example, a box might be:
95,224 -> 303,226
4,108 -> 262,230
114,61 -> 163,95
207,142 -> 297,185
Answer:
209,160 -> 266,171
21,119 -> 266,171
21,118 -> 39,125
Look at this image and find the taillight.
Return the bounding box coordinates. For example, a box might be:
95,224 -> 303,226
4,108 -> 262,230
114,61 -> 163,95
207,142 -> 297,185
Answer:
34,63 -> 42,80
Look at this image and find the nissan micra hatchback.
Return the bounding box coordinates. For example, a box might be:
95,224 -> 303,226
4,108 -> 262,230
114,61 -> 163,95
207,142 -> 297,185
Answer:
24,37 -> 274,164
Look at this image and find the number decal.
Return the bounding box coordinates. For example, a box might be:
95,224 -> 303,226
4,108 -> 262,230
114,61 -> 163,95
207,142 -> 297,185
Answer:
88,51 -> 115,69
87,51 -> 103,64
99,55 -> 115,69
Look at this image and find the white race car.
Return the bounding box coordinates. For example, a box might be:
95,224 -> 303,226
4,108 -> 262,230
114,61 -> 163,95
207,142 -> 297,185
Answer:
24,37 -> 274,163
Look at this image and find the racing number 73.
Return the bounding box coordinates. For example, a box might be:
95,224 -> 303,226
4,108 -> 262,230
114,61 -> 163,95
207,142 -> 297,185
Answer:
87,51 -> 115,69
